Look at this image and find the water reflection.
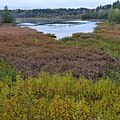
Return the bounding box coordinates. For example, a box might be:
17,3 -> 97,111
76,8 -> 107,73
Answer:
19,20 -> 97,39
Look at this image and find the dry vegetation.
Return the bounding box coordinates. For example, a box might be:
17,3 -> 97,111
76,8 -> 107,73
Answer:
0,24 -> 119,80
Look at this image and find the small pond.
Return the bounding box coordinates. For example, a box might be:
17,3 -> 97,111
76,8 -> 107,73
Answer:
18,20 -> 97,39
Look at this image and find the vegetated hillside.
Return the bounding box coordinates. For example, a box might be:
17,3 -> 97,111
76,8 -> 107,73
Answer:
0,24 -> 119,81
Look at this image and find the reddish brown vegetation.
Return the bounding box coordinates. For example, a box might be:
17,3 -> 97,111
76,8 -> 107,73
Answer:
0,25 -> 118,79
94,23 -> 120,39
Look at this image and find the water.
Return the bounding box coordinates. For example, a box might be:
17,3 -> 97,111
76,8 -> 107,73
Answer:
18,20 -> 97,39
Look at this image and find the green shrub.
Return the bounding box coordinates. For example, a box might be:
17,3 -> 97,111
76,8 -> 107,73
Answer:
0,60 -> 18,84
0,72 -> 120,119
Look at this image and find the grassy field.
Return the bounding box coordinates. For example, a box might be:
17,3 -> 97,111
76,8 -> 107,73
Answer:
0,23 -> 120,119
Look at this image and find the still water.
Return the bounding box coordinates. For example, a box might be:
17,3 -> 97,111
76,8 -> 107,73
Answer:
19,20 -> 97,39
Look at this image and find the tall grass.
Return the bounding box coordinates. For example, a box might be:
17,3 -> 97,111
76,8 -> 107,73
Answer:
0,72 -> 120,120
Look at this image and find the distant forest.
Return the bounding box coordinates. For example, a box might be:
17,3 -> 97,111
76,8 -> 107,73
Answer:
0,0 -> 120,20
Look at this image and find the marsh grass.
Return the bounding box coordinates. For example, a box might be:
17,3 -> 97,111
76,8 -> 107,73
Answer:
61,23 -> 120,81
1,25 -> 118,80
62,23 -> 120,58
62,36 -> 120,58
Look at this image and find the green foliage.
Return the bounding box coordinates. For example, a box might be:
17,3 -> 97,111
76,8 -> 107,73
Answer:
81,10 -> 109,20
113,0 -> 120,9
1,5 -> 15,23
0,60 -> 18,84
81,1 -> 120,20
97,10 -> 109,19
0,72 -> 120,119
31,38 -> 39,43
109,9 -> 120,24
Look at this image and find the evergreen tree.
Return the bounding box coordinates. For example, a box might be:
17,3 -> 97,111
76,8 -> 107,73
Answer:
1,5 -> 15,23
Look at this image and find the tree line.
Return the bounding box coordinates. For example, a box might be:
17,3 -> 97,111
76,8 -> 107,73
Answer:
11,8 -> 89,19
0,0 -> 120,24
81,0 -> 120,21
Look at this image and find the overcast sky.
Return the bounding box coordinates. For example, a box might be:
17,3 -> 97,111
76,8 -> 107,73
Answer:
0,0 -> 117,9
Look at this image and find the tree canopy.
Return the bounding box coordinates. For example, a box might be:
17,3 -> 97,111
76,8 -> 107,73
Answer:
0,5 -> 15,23
109,8 -> 120,23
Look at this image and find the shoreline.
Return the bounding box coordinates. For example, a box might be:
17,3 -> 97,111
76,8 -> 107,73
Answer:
17,20 -> 98,39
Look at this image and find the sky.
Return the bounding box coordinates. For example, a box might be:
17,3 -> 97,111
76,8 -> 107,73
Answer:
0,0 -> 117,9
